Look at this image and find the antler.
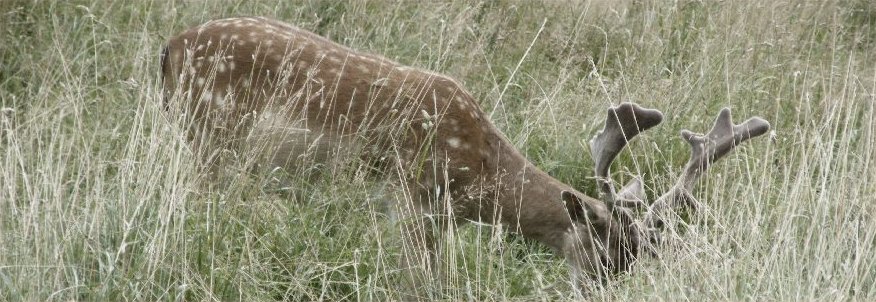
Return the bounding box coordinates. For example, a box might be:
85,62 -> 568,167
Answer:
589,103 -> 663,210
643,108 -> 770,232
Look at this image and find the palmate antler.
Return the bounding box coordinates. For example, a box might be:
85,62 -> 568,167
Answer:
586,104 -> 770,270
643,108 -> 771,232
589,103 -> 664,210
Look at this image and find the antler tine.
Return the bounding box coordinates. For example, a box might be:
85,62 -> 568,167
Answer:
589,103 -> 663,209
644,107 -> 770,230
678,108 -> 771,190
616,177 -> 647,209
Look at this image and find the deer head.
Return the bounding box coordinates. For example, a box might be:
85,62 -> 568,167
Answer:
160,17 -> 771,297
563,103 -> 770,284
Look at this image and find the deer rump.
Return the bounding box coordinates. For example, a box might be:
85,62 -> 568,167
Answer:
161,17 -> 771,293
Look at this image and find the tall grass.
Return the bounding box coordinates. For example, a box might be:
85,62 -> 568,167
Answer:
1,0 -> 875,300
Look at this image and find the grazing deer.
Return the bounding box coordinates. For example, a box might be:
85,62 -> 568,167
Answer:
160,17 -> 770,297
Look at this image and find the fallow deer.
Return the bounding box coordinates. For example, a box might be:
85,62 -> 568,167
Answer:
160,17 -> 770,297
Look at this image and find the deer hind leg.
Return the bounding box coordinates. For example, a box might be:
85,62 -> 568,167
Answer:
174,91 -> 241,182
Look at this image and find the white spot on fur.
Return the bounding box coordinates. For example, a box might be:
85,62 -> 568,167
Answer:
229,61 -> 236,71
447,137 -> 462,148
217,62 -> 227,73
200,92 -> 213,103
196,77 -> 206,86
448,119 -> 460,131
214,92 -> 225,107
455,96 -> 469,109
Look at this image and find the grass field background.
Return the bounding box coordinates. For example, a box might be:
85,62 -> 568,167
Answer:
2,0 -> 875,300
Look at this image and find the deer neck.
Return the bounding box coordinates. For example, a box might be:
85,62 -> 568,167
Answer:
484,136 -> 600,252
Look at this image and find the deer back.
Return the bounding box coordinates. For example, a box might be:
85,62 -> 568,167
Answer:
161,17 -> 527,201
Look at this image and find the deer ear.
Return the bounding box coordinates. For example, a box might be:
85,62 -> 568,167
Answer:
561,190 -> 596,222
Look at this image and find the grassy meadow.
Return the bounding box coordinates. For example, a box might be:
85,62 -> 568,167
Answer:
2,0 -> 876,300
